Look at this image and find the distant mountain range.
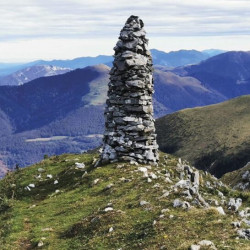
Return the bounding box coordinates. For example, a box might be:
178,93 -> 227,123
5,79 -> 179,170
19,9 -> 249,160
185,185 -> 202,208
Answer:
0,65 -> 71,86
156,95 -> 250,178
0,49 -> 225,80
177,51 -> 250,99
0,55 -> 113,78
1,50 -> 250,177
202,49 -> 226,57
151,49 -> 224,67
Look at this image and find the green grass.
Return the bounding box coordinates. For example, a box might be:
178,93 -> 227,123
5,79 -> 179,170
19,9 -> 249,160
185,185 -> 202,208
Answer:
0,152 -> 249,249
156,95 -> 250,178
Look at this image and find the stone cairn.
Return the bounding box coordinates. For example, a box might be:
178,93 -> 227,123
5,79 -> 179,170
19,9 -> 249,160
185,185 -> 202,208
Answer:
99,15 -> 159,165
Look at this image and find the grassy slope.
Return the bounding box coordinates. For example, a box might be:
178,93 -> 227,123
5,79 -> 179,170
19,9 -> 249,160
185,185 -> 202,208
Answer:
0,152 -> 249,250
222,162 -> 250,190
156,95 -> 250,177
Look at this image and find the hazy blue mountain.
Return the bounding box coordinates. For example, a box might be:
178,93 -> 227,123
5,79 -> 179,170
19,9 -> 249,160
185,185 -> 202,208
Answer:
0,65 -> 110,132
0,65 -> 71,86
0,49 -> 225,79
181,51 -> 250,99
0,55 -> 113,77
0,61 -> 42,77
0,65 -> 110,175
151,49 -> 210,67
153,69 -> 225,112
37,55 -> 113,69
202,49 -> 226,57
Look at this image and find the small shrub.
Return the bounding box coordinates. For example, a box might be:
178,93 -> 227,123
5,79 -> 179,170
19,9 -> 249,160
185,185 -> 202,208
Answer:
44,154 -> 49,159
0,171 -> 19,199
0,196 -> 11,213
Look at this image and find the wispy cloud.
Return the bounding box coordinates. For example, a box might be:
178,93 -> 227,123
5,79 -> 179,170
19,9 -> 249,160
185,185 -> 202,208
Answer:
1,0 -> 250,40
0,0 -> 250,61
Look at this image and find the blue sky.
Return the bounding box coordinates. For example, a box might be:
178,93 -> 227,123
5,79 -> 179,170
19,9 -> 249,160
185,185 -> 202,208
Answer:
1,0 -> 250,62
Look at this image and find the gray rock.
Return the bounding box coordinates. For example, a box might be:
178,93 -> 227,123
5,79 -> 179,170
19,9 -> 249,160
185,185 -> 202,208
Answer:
75,162 -> 85,169
104,207 -> 114,212
140,200 -> 149,206
208,199 -> 219,206
242,219 -> 250,226
38,241 -> 44,247
198,240 -> 217,249
217,190 -> 224,198
138,166 -> 148,178
216,206 -> 226,215
228,198 -> 242,211
234,182 -> 249,190
205,181 -> 212,189
165,177 -> 173,183
160,191 -> 170,198
190,245 -> 200,250
161,208 -> 169,213
173,199 -> 183,208
182,201 -> 191,209
149,172 -> 157,179
173,199 -> 190,209
191,171 -> 200,186
189,186 -> 198,195
239,210 -> 247,218
237,228 -> 250,239
175,179 -> 191,189
103,183 -> 114,191
184,165 -> 193,175
197,194 -> 209,207
242,170 -> 250,180
93,178 -> 100,185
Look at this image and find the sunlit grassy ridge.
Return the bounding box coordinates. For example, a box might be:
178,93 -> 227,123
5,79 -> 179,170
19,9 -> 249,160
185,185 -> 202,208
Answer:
0,152 -> 249,249
156,95 -> 250,178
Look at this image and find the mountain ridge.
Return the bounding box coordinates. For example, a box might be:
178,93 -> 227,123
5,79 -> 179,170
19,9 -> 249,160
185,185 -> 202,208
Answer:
178,51 -> 250,99
155,95 -> 250,178
0,65 -> 71,86
0,49 -> 225,79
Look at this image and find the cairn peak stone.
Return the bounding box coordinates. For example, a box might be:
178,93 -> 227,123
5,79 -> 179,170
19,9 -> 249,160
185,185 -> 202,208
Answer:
100,15 -> 159,165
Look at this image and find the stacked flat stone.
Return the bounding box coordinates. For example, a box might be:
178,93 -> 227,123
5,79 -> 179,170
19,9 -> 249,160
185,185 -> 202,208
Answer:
100,15 -> 159,165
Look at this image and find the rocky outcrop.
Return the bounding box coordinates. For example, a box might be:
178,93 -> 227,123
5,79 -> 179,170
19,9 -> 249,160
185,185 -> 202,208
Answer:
100,15 -> 159,165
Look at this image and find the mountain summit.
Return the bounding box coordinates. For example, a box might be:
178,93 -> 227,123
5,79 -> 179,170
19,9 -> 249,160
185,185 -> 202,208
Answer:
0,152 -> 249,248
156,95 -> 250,177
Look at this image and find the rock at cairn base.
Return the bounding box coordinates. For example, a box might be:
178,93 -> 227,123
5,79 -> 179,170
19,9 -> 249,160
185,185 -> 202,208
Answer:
100,15 -> 159,165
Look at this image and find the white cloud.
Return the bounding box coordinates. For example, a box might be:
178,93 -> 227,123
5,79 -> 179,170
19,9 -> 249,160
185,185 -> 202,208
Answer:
0,0 -> 250,61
